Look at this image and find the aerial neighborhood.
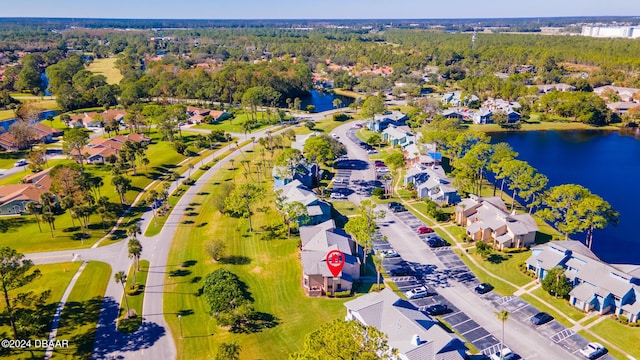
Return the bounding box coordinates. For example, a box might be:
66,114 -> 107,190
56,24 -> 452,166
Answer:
0,12 -> 639,360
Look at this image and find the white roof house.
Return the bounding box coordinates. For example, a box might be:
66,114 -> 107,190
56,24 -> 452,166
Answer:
593,85 -> 640,102
455,195 -> 538,249
344,288 -> 467,360
280,180 -> 332,225
404,165 -> 459,205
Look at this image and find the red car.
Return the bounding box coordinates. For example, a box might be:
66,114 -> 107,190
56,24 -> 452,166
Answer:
417,226 -> 434,234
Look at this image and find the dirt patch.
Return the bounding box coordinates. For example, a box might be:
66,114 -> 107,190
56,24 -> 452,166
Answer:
250,266 -> 263,274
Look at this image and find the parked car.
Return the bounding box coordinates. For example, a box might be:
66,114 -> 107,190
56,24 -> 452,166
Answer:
474,283 -> 493,294
530,312 -> 553,325
424,304 -> 448,315
404,286 -> 430,299
490,348 -> 517,360
387,201 -> 401,209
580,342 -> 607,359
331,133 -> 339,139
374,160 -> 386,167
14,159 -> 27,167
330,193 -> 347,200
417,226 -> 434,234
427,237 -> 448,248
379,250 -> 400,258
388,267 -> 412,277
390,205 -> 407,213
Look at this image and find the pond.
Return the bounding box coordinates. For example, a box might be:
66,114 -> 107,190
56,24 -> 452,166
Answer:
491,130 -> 640,264
300,89 -> 354,113
0,110 -> 59,131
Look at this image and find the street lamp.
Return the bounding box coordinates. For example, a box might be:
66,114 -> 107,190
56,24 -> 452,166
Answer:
178,315 -> 183,338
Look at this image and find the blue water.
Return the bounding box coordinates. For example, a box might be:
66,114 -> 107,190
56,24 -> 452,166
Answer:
0,110 -> 59,131
300,89 -> 354,113
40,72 -> 51,96
491,130 -> 640,264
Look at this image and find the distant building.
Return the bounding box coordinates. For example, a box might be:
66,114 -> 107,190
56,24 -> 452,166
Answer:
344,288 -> 467,360
185,106 -> 230,124
278,180 -> 331,225
0,167 -> 53,216
272,162 -> 321,189
593,85 -> 640,102
404,165 -> 459,205
441,91 -> 479,107
367,111 -> 407,132
534,83 -> 576,94
473,108 -> 493,124
582,26 -> 640,39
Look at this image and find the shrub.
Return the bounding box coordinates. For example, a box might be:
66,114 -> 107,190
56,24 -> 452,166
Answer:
182,177 -> 196,186
475,241 -> 492,259
331,290 -> 352,298
371,187 -> 385,198
200,164 -> 211,171
503,247 -> 528,253
332,113 -> 351,121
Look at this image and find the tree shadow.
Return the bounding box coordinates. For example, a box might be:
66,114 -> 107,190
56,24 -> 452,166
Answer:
230,312 -> 279,334
197,222 -> 208,228
487,253 -> 509,264
181,220 -> 195,225
169,269 -> 192,277
185,212 -> 199,217
219,256 -> 251,265
177,309 -> 194,317
72,232 -> 91,241
259,224 -> 285,241
182,260 -> 197,267
190,276 -> 202,284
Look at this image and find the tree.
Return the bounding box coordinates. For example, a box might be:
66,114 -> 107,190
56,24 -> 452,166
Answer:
203,269 -> 252,327
537,184 -> 591,240
25,201 -> 42,233
332,98 -> 342,109
360,95 -> 386,118
303,136 -> 334,165
488,143 -> 518,197
373,252 -> 384,291
224,183 -> 264,232
541,266 -> 572,298
345,200 -> 385,266
40,192 -> 57,238
0,247 -> 41,338
577,193 -> 619,249
275,193 -> 308,238
28,148 -> 47,173
112,175 -> 132,205
216,342 -> 241,360
63,128 -> 90,165
205,239 -> 227,262
290,319 -> 391,360
8,120 -> 37,150
367,133 -> 382,149
97,196 -> 117,232
128,238 -> 142,273
114,271 -> 131,315
495,310 -> 510,360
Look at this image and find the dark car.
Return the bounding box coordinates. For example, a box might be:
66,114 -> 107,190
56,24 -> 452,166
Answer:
474,283 -> 493,294
390,205 -> 407,213
374,160 -> 386,167
427,237 -> 448,248
388,267 -> 412,277
387,201 -> 401,209
530,312 -> 553,325
425,304 -> 448,316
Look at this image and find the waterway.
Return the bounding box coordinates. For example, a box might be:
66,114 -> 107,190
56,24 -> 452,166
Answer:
491,130 -> 640,264
300,89 -> 353,113
0,110 -> 59,131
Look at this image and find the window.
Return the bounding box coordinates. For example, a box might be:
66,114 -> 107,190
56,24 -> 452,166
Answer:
337,283 -> 342,291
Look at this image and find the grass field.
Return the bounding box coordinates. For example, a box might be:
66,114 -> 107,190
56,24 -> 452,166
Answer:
0,99 -> 60,121
117,260 -> 150,333
53,261 -> 112,360
0,262 -> 82,360
192,112 -> 272,133
585,319 -> 640,359
86,58 -> 123,85
453,249 -> 517,296
468,119 -> 619,133
466,249 -> 533,287
163,146 -> 352,360
531,287 -> 585,321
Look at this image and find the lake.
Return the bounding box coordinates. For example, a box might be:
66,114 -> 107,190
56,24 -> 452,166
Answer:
491,130 -> 640,264
300,89 -> 353,113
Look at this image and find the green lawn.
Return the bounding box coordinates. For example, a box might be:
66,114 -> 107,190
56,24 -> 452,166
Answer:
117,260 -> 150,333
468,119 -> 619,133
466,249 -> 533,287
192,112 -> 273,133
454,249 -> 517,296
331,200 -> 359,217
0,99 -> 60,121
443,225 -> 467,244
531,287 -> 585,321
584,319 -> 640,359
0,262 -> 81,360
86,57 -> 123,85
519,294 -> 574,328
52,261 -> 112,360
163,147 -> 352,360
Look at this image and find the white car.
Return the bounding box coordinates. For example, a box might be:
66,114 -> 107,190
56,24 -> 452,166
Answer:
379,249 -> 399,258
331,133 -> 339,139
580,342 -> 607,359
14,159 -> 27,167
490,347 -> 513,360
404,286 -> 430,299
330,193 -> 347,200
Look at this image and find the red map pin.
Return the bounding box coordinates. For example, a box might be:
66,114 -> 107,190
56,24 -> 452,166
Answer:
326,250 -> 345,277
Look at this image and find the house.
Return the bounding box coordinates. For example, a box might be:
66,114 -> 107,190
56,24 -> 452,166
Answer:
481,99 -> 522,123
534,83 -> 576,93
367,111 -> 408,132
525,241 -> 640,322
441,91 -> 479,107
70,109 -> 127,128
186,106 -> 230,124
455,195 -> 538,249
0,122 -> 61,151
382,126 -> 412,147
272,162 -> 321,189
404,165 -> 459,205
607,101 -> 639,115
593,85 -> 640,102
473,108 -> 493,124
344,288 -> 467,360
76,132 -> 150,164
441,109 -> 464,120
506,110 -> 521,123
279,180 -> 331,225
0,168 -> 53,215
300,220 -> 360,296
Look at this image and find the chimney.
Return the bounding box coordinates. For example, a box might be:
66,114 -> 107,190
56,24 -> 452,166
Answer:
411,334 -> 421,346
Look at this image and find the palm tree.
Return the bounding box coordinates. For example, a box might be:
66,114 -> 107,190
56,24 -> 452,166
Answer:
114,271 -> 131,315
126,223 -> 141,239
128,238 -> 143,273
495,310 -> 510,359
25,201 -> 42,233
373,252 -> 383,291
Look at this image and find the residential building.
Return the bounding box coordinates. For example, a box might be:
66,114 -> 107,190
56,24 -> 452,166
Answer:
441,91 -> 479,107
382,125 -> 413,147
300,220 -> 360,297
69,109 -> 127,128
0,122 -> 61,151
367,111 -> 407,132
404,165 -> 459,205
455,195 -> 538,249
526,241 -> 640,322
473,108 -> 493,124
481,99 -> 522,123
403,143 -> 441,167
441,109 -> 464,120
344,288 -> 467,360
593,85 -> 640,102
534,83 -> 576,93
0,167 -> 53,215
75,132 -> 151,164
278,180 -> 331,225
185,106 -> 230,124
272,162 -> 321,189
607,101 -> 639,115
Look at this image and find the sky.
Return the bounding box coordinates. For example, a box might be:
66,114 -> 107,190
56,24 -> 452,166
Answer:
4,0 -> 640,19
